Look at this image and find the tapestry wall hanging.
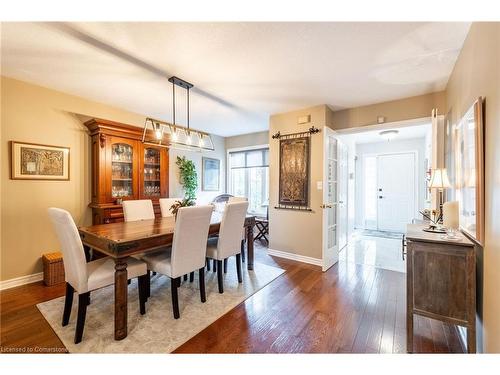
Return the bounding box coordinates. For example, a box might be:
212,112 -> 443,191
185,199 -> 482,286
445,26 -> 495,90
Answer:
279,136 -> 310,207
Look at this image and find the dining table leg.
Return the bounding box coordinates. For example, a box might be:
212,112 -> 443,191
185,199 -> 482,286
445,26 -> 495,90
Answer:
114,257 -> 128,340
246,219 -> 255,270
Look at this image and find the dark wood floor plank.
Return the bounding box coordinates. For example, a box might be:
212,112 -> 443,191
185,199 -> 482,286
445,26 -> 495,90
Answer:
0,241 -> 464,354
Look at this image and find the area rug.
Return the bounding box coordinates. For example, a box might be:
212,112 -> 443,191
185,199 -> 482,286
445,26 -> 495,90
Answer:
360,229 -> 404,240
37,261 -> 284,353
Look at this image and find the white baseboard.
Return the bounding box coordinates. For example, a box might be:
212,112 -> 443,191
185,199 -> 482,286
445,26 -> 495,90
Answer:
267,248 -> 322,267
0,272 -> 43,291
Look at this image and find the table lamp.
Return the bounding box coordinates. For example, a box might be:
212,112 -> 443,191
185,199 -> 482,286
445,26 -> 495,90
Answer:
429,168 -> 451,224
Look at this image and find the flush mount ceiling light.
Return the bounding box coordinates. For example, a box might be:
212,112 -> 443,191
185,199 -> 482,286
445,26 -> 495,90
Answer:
379,129 -> 399,141
142,76 -> 215,151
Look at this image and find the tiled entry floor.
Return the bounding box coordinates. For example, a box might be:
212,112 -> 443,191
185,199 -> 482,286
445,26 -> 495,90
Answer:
340,231 -> 406,273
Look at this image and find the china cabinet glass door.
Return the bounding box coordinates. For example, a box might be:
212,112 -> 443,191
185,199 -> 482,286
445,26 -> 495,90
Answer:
111,143 -> 134,198
143,148 -> 161,197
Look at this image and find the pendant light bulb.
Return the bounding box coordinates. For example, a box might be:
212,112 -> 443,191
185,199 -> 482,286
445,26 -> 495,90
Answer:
154,123 -> 162,140
186,131 -> 192,145
172,129 -> 178,141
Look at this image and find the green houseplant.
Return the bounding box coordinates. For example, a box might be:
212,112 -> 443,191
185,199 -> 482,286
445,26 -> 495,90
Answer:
170,197 -> 196,217
175,156 -> 198,200
171,156 -> 198,217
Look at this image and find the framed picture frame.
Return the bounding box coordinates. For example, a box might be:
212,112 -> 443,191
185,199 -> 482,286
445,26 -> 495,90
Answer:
202,157 -> 220,191
278,137 -> 310,207
10,141 -> 70,181
453,97 -> 485,245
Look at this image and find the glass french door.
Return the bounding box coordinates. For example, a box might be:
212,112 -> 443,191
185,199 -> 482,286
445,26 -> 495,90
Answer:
322,127 -> 339,271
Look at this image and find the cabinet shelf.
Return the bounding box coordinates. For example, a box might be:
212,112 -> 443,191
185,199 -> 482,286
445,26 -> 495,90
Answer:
112,160 -> 133,164
112,178 -> 133,181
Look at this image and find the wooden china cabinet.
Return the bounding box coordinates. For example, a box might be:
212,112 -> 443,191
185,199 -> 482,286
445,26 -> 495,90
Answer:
84,118 -> 169,224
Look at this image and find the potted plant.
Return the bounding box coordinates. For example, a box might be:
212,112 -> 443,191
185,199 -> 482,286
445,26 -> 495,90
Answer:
170,197 -> 196,218
172,156 -> 198,219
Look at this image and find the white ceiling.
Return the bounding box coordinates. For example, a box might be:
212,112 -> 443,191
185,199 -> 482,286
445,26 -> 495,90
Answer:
1,22 -> 470,137
339,122 -> 431,144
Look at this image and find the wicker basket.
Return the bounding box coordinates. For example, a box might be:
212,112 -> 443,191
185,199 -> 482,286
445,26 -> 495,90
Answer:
42,252 -> 65,286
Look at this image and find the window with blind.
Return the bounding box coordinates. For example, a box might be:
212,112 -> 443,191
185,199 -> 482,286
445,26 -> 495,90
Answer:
228,148 -> 269,216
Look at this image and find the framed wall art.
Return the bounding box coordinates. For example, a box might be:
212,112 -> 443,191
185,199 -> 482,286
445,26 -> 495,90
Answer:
202,157 -> 220,191
278,137 -> 310,207
10,141 -> 70,180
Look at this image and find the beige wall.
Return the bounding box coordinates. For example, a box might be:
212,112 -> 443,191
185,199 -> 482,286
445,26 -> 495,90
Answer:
446,22 -> 500,353
269,105 -> 331,260
331,91 -> 446,130
225,131 -> 269,150
0,77 -> 223,282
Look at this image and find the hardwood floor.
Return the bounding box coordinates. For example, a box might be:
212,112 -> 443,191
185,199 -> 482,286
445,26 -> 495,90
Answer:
0,242 -> 464,353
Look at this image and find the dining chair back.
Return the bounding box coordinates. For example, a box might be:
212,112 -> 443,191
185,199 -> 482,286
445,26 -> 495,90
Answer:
170,205 -> 213,278
47,207 -> 88,292
159,198 -> 182,217
228,196 -> 247,203
122,199 -> 155,222
217,201 -> 249,259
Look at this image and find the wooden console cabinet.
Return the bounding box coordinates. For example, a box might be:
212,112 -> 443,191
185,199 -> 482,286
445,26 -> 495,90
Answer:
405,224 -> 476,353
85,118 -> 169,224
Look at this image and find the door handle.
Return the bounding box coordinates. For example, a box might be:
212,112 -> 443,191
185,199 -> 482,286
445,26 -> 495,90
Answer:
320,204 -> 333,209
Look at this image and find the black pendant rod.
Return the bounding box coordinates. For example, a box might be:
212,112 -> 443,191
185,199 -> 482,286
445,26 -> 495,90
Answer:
172,81 -> 176,126
187,87 -> 190,131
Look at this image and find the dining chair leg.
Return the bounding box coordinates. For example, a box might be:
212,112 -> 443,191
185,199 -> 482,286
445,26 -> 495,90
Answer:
183,274 -> 188,282
213,259 -> 217,272
241,240 -> 246,263
199,268 -> 206,303
138,275 -> 147,315
146,270 -> 151,299
171,277 -> 180,319
74,292 -> 89,344
217,260 -> 224,294
152,272 -> 157,276
86,292 -> 91,306
189,272 -> 194,282
62,282 -> 74,326
223,259 -> 228,274
236,253 -> 243,283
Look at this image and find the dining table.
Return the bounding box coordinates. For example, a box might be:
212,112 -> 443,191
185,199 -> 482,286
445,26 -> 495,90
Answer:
78,212 -> 256,341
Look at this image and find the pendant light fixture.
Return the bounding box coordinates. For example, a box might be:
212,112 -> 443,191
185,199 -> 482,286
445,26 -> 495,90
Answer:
142,76 -> 215,151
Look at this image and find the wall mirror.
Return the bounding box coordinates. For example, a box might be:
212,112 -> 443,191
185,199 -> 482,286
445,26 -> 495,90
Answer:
445,97 -> 485,244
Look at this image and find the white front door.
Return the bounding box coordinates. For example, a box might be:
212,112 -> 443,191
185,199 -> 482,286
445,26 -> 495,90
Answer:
338,141 -> 348,251
376,152 -> 416,232
322,127 -> 339,271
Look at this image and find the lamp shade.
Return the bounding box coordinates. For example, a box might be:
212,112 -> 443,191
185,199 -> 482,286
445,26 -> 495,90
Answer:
429,168 -> 451,189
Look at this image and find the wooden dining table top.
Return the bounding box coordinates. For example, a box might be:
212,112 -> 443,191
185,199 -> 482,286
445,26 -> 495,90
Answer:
78,213 -> 255,258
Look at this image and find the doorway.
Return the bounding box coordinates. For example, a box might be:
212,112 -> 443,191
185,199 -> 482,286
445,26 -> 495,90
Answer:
375,152 -> 416,232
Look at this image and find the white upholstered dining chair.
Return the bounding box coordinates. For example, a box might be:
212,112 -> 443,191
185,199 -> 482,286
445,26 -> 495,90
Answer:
159,197 -> 182,217
227,196 -> 248,264
122,199 -> 155,222
206,201 -> 249,294
142,205 -> 213,319
47,208 -> 148,344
